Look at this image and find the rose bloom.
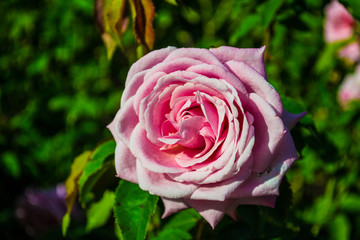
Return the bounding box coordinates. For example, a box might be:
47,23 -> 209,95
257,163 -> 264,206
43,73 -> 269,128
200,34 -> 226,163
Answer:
338,65 -> 360,108
324,0 -> 360,62
108,46 -> 305,228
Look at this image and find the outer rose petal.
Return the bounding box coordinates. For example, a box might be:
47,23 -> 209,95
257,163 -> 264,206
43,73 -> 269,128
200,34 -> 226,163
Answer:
184,198 -> 235,229
230,130 -> 298,199
115,140 -> 138,184
161,198 -> 188,218
136,159 -> 198,198
247,93 -> 286,173
115,97 -> 139,145
210,46 -> 267,78
126,47 -> 176,86
164,48 -> 223,66
225,60 -> 283,115
282,110 -> 307,130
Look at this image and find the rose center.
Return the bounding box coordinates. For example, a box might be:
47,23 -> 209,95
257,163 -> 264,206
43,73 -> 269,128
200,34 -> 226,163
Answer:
159,92 -> 217,150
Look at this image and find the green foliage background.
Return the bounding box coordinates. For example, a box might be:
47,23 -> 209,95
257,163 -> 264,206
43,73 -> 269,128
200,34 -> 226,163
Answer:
1,0 -> 360,239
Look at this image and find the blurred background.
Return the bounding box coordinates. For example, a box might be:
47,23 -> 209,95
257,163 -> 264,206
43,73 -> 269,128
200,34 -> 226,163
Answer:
1,0 -> 360,239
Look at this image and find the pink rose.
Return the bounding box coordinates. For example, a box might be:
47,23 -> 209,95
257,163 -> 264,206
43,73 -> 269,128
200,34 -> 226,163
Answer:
108,46 -> 305,228
339,42 -> 360,62
324,0 -> 359,62
338,65 -> 360,108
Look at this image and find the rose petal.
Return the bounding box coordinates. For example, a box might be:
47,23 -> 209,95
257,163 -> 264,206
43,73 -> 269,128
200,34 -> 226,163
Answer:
134,58 -> 203,115
130,124 -> 185,173
115,140 -> 138,184
184,198 -> 235,229
121,70 -> 147,107
225,60 -> 283,115
126,46 -> 177,86
230,130 -> 298,199
247,93 -> 286,173
189,155 -> 253,201
137,160 -> 198,198
281,110 -> 306,130
210,46 -> 267,78
165,48 -> 223,66
115,97 -> 139,145
161,198 -> 189,218
186,63 -> 248,101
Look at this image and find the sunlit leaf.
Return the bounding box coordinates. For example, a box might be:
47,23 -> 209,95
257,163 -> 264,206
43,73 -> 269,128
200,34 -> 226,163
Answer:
62,212 -> 71,236
329,214 -> 350,240
78,140 -> 116,207
63,151 -> 92,236
95,0 -> 127,58
130,0 -> 155,53
85,190 -> 115,232
114,180 -> 158,240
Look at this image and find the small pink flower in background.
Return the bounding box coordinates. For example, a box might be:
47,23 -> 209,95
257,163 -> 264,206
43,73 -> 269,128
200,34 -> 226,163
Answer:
324,0 -> 359,62
108,46 -> 305,228
339,42 -> 360,62
338,65 -> 360,108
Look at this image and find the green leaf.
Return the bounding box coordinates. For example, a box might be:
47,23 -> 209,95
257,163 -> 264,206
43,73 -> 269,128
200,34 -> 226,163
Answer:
1,152 -> 21,178
329,214 -> 350,240
63,151 -> 92,236
152,209 -> 201,240
62,212 -> 71,236
114,180 -> 159,240
229,14 -> 261,45
85,190 -> 115,232
341,194 -> 360,212
78,140 -> 115,207
152,229 -> 192,240
257,0 -> 284,29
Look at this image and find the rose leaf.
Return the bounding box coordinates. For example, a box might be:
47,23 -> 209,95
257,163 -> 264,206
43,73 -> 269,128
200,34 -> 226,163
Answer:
114,180 -> 159,240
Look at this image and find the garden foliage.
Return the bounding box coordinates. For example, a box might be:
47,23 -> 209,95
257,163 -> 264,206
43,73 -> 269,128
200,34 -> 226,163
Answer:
2,0 -> 360,239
